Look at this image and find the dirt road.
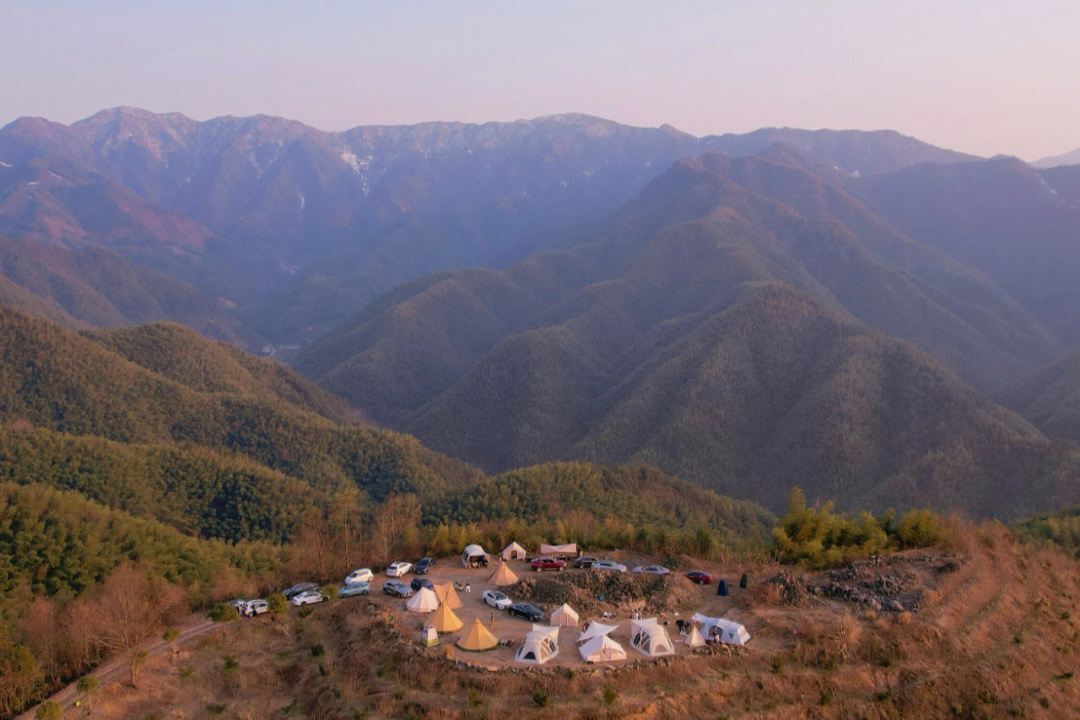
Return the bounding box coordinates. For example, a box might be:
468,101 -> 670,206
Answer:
15,616 -> 220,720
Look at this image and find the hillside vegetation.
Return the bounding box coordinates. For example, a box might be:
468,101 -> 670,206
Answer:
298,152 -> 1080,517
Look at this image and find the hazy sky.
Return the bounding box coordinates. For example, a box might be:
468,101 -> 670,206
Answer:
2,0 -> 1078,160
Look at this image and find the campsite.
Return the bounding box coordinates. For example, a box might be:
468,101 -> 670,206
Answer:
29,524 -> 1080,719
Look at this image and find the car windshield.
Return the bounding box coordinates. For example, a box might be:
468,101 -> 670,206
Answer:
493,592 -> 506,600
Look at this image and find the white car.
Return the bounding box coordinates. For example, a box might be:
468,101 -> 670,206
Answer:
385,561 -> 413,577
632,564 -> 670,575
592,560 -> 627,573
244,599 -> 270,616
291,590 -> 326,607
482,589 -> 512,610
345,568 -> 374,584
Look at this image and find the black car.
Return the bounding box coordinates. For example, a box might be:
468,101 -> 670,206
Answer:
573,556 -> 599,569
282,582 -> 318,599
414,557 -> 437,574
410,577 -> 435,592
508,603 -> 545,623
382,580 -> 413,597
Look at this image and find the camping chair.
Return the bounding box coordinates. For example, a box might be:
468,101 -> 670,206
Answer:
453,581 -> 467,591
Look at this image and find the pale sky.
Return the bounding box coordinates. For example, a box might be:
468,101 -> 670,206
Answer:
2,0 -> 1078,160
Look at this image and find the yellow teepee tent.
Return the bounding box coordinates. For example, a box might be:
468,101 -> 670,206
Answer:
433,582 -> 463,610
488,561 -> 519,586
456,617 -> 499,652
430,603 -> 464,633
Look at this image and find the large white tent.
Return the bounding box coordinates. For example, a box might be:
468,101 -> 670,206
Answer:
550,603 -> 580,627
406,587 -> 440,613
461,544 -> 488,567
576,621 -> 618,644
629,618 -> 674,657
540,543 -> 577,557
515,624 -> 559,665
579,634 -> 627,663
500,541 -> 527,561
692,613 -> 751,645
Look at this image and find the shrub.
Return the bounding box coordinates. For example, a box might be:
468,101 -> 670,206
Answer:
208,602 -> 237,623
532,690 -> 549,707
603,685 -> 618,706
268,592 -> 288,614
35,702 -> 62,720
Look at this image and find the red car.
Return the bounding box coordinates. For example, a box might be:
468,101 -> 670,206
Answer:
530,557 -> 567,572
684,570 -> 713,585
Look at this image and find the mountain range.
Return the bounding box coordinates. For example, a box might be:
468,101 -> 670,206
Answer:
0,108 -> 976,347
1,107 -> 1079,518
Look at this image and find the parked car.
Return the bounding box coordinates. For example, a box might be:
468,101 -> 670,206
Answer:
414,557 -> 437,574
410,577 -> 435,592
482,589 -> 512,610
291,590 -> 326,607
282,582 -> 318,599
382,580 -> 413,597
592,560 -> 627,573
684,570 -> 713,585
243,599 -> 270,617
338,582 -> 371,598
385,561 -> 413,577
530,557 -> 567,572
345,568 -> 373,584
574,556 -> 599,569
508,603 -> 545,623
633,564 -> 670,575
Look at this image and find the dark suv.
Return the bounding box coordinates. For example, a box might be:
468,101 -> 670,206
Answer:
410,577 -> 435,592
414,557 -> 436,574
574,556 -> 599,569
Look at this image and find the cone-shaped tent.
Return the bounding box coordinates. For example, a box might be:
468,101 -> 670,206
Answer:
685,625 -> 705,648
550,603 -> 579,627
579,634 -> 626,663
488,561 -> 519,586
430,603 -> 463,633
406,587 -> 440,613
456,618 -> 499,652
433,582 -> 463,610
500,542 -> 527,561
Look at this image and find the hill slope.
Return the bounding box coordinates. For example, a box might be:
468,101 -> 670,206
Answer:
298,153 -> 1078,517
1002,348 -> 1080,444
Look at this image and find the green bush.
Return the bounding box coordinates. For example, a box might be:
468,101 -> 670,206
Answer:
772,488 -> 948,568
36,702 -> 62,720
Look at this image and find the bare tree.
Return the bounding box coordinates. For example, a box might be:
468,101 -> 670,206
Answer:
91,564 -> 181,687
370,493 -> 421,564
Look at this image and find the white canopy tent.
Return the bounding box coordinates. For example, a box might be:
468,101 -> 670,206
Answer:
500,541 -> 527,561
550,603 -> 580,627
540,543 -> 577,557
692,613 -> 751,645
576,621 -> 619,644
515,624 -> 559,665
629,618 -> 675,657
406,587 -> 440,613
579,634 -> 627,663
461,544 -> 488,567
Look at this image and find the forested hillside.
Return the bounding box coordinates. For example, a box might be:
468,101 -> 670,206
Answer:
297,151 -> 1080,517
